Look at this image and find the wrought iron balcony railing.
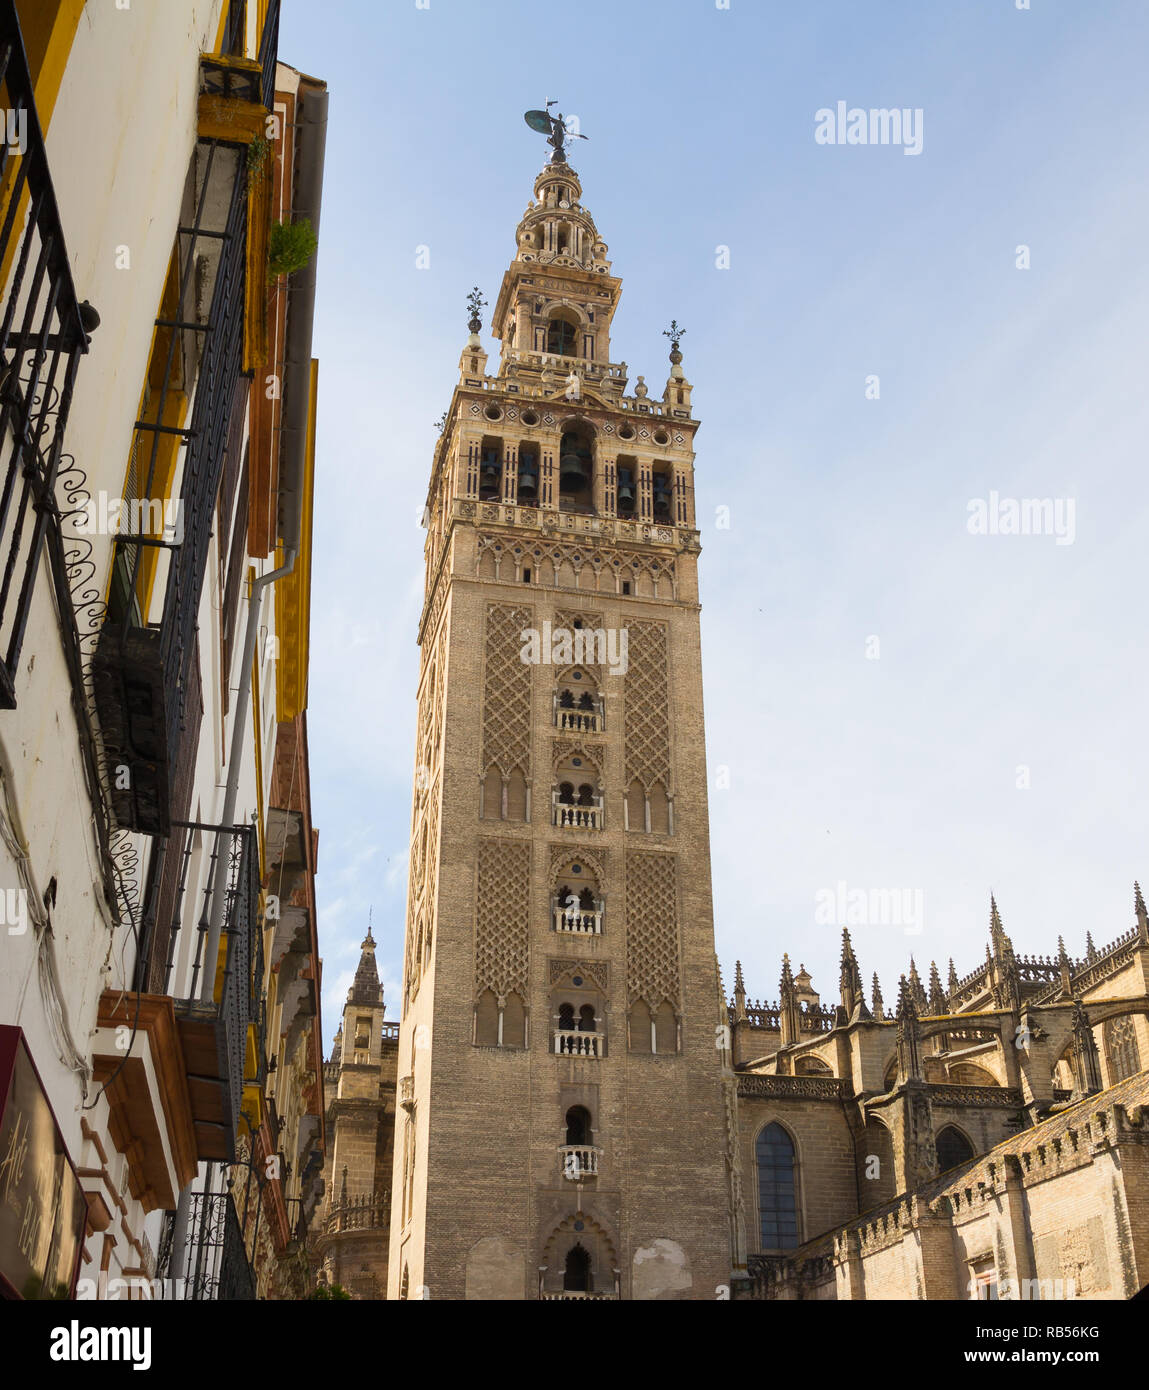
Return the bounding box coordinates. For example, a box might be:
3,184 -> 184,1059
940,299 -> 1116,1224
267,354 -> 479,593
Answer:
184,1191 -> 256,1301
0,2 -> 92,709
136,821 -> 262,1161
92,5 -> 280,835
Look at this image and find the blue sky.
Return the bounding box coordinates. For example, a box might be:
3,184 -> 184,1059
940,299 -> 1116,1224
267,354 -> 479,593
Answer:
277,0 -> 1149,1043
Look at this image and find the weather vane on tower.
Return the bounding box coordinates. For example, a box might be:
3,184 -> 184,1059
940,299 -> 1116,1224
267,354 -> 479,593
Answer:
523,100 -> 588,164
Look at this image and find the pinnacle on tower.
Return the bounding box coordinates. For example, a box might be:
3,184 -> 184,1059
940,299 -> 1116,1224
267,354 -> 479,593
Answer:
947,958 -> 959,994
989,894 -> 1015,957
732,958 -> 747,1021
779,954 -> 800,1046
907,956 -> 928,1012
1085,930 -> 1097,962
928,960 -> 946,1014
349,924 -> 383,1006
895,974 -> 922,1083
839,927 -> 866,1019
1070,998 -> 1102,1097
895,973 -> 917,1022
1137,882 -> 1149,943
871,972 -> 884,1018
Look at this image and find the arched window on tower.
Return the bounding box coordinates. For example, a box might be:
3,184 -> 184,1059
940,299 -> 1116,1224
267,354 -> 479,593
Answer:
563,1244 -> 591,1292
557,424 -> 594,514
936,1125 -> 975,1172
517,443 -> 539,503
757,1123 -> 799,1251
478,437 -> 502,501
565,1105 -> 591,1146
547,314 -> 578,357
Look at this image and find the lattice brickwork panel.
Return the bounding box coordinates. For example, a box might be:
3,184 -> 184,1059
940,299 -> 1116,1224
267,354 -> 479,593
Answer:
624,621 -> 670,789
625,851 -> 680,1007
475,838 -> 531,998
404,616 -> 448,1000
481,603 -> 533,777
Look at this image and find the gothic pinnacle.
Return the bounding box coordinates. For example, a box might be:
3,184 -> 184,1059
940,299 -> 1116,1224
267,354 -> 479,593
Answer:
928,960 -> 945,1013
947,958 -> 959,994
871,973 -> 884,1017
895,973 -> 917,1021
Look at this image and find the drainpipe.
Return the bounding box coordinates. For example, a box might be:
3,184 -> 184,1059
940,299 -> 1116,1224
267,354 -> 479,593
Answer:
169,82 -> 327,1291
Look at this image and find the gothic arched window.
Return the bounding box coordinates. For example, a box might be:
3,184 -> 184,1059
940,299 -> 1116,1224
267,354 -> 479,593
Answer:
1104,1015 -> 1142,1084
756,1123 -> 799,1251
936,1125 -> 975,1173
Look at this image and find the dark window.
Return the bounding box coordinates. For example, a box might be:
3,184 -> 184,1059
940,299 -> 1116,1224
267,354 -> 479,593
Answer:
563,1244 -> 590,1292
757,1123 -> 799,1251
936,1126 -> 975,1172
565,1106 -> 591,1146
578,1004 -> 596,1032
547,317 -> 577,356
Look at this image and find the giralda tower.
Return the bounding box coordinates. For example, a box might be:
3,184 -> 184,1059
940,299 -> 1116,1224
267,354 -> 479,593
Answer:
389,114 -> 736,1300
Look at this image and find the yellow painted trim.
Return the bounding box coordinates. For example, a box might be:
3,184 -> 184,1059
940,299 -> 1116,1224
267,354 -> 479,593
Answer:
244,156 -> 272,370
213,2 -> 230,55
0,3 -> 85,290
274,361 -> 317,722
109,249 -> 189,616
14,0 -> 85,124
197,91 -> 268,144
251,573 -> 267,875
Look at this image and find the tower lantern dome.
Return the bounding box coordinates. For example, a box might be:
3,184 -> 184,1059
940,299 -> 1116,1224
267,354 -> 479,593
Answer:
513,161 -> 610,276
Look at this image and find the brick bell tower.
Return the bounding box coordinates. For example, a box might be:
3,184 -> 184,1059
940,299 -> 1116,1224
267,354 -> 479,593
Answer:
389,113 -> 736,1300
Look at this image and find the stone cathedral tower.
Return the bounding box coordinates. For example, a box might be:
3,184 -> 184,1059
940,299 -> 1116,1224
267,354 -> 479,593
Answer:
388,135 -> 735,1300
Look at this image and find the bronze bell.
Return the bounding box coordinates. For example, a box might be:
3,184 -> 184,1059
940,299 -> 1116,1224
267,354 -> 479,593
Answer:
559,449 -> 587,487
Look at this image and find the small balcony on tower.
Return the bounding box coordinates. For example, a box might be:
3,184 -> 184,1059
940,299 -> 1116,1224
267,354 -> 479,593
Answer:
554,688 -> 604,734
553,1003 -> 602,1057
553,884 -> 603,937
552,782 -> 603,830
559,1144 -> 602,1180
